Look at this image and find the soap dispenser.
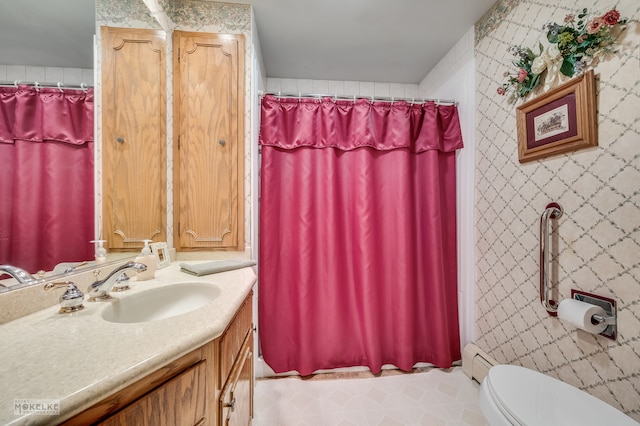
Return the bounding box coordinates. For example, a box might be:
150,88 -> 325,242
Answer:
134,240 -> 157,281
91,240 -> 107,264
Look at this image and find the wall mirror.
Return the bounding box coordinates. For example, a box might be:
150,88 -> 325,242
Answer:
0,0 -> 97,289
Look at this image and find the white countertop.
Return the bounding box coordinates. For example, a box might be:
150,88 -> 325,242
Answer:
0,261 -> 256,425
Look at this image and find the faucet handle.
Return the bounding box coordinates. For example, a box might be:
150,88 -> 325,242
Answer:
63,261 -> 88,274
45,281 -> 85,314
112,272 -> 131,292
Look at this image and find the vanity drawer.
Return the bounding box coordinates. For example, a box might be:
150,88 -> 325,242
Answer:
218,294 -> 252,386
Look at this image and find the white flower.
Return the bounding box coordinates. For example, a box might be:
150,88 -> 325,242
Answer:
531,54 -> 547,75
547,44 -> 562,61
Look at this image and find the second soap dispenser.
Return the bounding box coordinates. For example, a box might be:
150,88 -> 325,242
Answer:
134,240 -> 157,281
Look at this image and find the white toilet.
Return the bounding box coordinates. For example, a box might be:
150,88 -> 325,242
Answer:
479,365 -> 639,426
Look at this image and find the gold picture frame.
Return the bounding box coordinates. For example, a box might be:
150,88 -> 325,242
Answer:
516,69 -> 597,163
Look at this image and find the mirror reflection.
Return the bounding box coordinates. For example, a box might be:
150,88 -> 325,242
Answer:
0,0 -> 96,285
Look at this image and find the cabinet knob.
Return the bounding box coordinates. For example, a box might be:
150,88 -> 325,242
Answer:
218,139 -> 226,146
224,397 -> 236,412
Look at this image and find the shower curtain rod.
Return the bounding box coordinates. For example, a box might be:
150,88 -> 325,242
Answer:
0,80 -> 93,91
259,90 -> 457,106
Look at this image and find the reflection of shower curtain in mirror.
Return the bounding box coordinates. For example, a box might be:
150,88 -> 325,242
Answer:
259,95 -> 464,375
0,85 -> 94,274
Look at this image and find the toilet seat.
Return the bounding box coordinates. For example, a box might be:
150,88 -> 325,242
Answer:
479,365 -> 639,426
480,373 -> 523,426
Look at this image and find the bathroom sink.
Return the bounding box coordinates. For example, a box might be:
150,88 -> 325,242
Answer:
101,282 -> 221,323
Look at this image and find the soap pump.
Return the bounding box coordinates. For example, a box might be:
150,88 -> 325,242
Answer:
134,240 -> 157,281
91,240 -> 107,264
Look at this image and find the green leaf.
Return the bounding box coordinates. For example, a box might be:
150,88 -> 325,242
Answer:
560,59 -> 574,76
527,74 -> 541,90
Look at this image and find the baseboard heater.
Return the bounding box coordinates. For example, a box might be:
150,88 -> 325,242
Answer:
461,343 -> 498,383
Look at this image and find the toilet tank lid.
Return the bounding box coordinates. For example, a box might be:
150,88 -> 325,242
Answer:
486,365 -> 639,426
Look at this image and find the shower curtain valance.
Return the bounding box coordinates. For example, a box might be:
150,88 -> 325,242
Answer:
259,95 -> 463,153
0,85 -> 94,146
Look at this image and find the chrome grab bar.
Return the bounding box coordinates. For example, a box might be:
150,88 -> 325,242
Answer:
540,202 -> 563,316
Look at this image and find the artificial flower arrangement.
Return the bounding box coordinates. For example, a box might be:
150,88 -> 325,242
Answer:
498,8 -> 627,101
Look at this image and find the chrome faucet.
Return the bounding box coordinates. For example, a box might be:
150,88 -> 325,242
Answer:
87,261 -> 147,301
0,264 -> 36,284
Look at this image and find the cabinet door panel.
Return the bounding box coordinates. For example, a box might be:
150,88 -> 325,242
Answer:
101,27 -> 167,250
100,361 -> 206,426
174,31 -> 244,251
218,294 -> 252,387
220,344 -> 253,426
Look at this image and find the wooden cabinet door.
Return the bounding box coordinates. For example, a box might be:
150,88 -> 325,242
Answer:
101,27 -> 166,250
173,31 -> 244,251
218,294 -> 252,386
220,343 -> 253,426
99,361 -> 206,426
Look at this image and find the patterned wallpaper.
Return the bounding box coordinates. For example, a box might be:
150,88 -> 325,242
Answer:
474,0 -> 640,420
97,0 -> 159,27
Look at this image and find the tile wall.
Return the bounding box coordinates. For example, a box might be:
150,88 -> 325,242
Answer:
474,0 -> 640,420
265,78 -> 419,100
0,65 -> 93,85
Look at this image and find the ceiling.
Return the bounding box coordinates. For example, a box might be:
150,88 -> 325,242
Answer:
0,0 -> 497,84
0,0 -> 95,69
234,0 -> 497,83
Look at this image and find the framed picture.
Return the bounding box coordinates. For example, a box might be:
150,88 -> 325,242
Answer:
150,242 -> 171,269
516,69 -> 597,163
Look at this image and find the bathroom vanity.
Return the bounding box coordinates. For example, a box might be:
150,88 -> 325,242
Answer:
0,262 -> 256,425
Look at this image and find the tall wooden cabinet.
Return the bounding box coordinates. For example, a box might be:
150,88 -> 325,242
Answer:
173,31 -> 245,252
101,28 -> 245,253
101,27 -> 167,250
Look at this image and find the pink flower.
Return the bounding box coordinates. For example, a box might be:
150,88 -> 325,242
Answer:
517,68 -> 528,83
576,35 -> 584,43
497,87 -> 506,96
602,9 -> 620,26
586,18 -> 605,34
564,14 -> 575,23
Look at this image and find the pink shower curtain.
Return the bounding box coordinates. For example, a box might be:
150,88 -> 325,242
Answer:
259,95 -> 464,375
0,85 -> 94,274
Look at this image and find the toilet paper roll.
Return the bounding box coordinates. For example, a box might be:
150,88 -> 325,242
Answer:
557,299 -> 607,334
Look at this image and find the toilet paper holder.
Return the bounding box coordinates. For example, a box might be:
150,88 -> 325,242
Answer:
571,289 -> 617,340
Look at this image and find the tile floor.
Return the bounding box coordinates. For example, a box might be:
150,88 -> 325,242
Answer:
253,367 -> 489,426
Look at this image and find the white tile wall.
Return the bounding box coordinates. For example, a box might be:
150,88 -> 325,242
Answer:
266,77 -> 419,99
0,64 -> 93,85
419,27 -> 474,98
